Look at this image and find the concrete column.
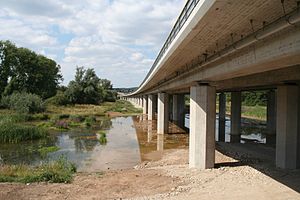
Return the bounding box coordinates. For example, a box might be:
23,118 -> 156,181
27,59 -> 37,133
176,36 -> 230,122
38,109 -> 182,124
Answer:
148,95 -> 155,120
189,85 -> 216,169
157,134 -> 164,151
157,93 -> 169,134
172,94 -> 185,128
276,85 -> 299,169
143,95 -> 148,114
266,90 -> 277,145
230,91 -> 241,143
147,121 -> 153,142
218,92 -> 226,142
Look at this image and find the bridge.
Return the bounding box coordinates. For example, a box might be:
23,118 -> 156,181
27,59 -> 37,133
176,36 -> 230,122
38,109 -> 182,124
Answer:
121,0 -> 300,170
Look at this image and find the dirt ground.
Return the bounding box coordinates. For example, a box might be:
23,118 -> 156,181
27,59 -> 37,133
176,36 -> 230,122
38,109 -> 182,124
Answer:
1,142 -> 300,200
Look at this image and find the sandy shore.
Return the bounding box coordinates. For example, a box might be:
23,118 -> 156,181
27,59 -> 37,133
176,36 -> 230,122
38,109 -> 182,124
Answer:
0,142 -> 299,200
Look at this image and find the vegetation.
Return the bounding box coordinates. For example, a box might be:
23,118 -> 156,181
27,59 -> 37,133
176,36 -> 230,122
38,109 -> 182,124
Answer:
64,67 -> 117,105
0,119 -> 48,143
0,156 -> 76,183
1,92 -> 45,114
104,100 -> 142,114
0,40 -> 62,99
38,146 -> 60,158
98,131 -> 107,145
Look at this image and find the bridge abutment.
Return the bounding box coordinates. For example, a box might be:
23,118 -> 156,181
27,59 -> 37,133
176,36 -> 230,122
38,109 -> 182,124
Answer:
189,85 -> 216,169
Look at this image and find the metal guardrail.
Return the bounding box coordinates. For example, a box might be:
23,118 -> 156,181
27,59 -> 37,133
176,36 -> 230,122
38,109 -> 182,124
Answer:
137,0 -> 201,91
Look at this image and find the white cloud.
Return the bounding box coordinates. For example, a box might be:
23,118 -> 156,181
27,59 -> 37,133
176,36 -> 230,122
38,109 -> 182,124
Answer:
0,0 -> 185,87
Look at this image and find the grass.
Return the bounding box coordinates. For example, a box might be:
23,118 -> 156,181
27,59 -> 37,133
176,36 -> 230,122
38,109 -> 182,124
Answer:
103,100 -> 142,114
47,104 -> 107,116
98,131 -> 107,145
216,102 -> 267,121
0,156 -> 76,183
0,121 -> 48,143
242,105 -> 267,121
38,146 -> 60,158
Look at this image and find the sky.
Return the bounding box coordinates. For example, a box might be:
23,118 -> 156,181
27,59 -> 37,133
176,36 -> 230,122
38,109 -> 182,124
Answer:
0,0 -> 185,88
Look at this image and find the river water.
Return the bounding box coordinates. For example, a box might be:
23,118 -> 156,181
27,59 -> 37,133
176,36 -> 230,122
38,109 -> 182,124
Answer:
0,115 -> 266,172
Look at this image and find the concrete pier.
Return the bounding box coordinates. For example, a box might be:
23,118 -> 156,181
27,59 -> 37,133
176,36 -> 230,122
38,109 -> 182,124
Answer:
230,91 -> 241,143
267,90 -> 277,145
276,85 -> 299,169
189,85 -> 216,169
218,92 -> 226,142
143,95 -> 148,115
157,93 -> 169,134
172,94 -> 185,129
148,95 -> 155,120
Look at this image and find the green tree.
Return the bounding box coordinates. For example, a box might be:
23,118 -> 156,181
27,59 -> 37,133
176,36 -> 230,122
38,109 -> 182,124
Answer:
65,67 -> 116,104
0,40 -> 62,99
65,67 -> 102,104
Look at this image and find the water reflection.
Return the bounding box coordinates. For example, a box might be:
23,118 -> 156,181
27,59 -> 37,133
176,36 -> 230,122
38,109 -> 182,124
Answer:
0,113 -> 265,172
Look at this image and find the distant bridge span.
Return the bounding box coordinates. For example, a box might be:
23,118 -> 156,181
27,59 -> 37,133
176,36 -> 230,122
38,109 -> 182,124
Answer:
122,0 -> 300,169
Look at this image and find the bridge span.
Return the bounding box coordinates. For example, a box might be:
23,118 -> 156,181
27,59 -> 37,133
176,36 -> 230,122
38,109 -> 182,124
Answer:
122,0 -> 300,170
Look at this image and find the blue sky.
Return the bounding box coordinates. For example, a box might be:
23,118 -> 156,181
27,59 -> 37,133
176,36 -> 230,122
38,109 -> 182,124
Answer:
0,0 -> 184,88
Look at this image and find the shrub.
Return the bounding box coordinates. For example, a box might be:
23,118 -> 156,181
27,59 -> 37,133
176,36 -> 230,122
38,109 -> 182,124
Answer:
45,91 -> 70,106
98,131 -> 107,145
1,92 -> 45,114
84,116 -> 96,127
0,121 -> 48,143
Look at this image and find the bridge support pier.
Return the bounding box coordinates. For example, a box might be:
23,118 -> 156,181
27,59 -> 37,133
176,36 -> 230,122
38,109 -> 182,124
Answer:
189,85 -> 216,169
148,95 -> 156,120
172,94 -> 185,129
218,92 -> 226,142
230,91 -> 241,143
143,95 -> 148,115
276,85 -> 299,169
157,93 -> 169,134
266,90 -> 277,145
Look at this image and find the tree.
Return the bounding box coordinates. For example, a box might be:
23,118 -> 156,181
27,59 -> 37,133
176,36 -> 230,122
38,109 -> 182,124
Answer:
0,40 -> 62,99
64,66 -> 116,104
65,67 -> 102,104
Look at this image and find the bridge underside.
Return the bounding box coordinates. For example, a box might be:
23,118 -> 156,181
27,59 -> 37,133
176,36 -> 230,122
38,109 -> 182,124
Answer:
123,0 -> 300,170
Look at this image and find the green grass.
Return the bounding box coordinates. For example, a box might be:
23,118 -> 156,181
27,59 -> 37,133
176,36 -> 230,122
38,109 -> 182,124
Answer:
98,131 -> 107,145
242,105 -> 267,121
0,156 -> 76,183
0,121 -> 48,143
38,146 -> 60,157
216,102 -> 267,121
103,100 -> 142,114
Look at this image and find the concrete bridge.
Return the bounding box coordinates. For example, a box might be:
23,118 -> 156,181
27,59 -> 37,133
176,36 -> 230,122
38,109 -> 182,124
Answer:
121,0 -> 300,170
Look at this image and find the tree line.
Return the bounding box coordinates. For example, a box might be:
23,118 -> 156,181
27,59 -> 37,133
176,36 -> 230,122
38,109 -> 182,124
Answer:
0,40 -> 116,113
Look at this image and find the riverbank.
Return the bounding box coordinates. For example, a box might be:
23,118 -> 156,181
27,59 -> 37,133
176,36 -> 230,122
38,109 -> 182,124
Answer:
1,142 -> 299,200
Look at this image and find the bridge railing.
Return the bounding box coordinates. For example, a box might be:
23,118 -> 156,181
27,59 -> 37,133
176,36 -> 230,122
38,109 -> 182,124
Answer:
137,0 -> 200,91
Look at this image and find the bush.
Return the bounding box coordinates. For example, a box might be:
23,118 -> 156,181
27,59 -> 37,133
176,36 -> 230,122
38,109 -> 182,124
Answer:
45,91 -> 70,106
98,131 -> 107,145
0,121 -> 48,143
1,92 -> 45,114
